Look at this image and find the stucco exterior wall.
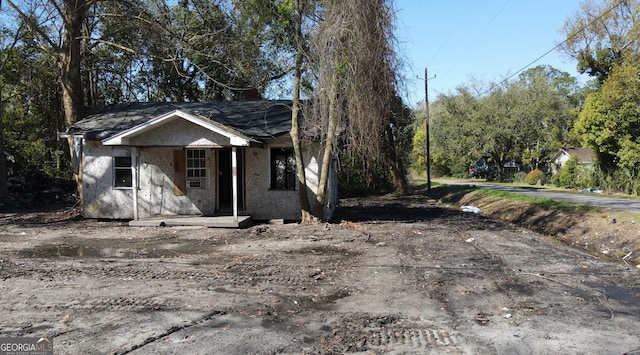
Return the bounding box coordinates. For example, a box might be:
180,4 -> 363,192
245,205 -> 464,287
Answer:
244,140 -> 297,220
82,141 -> 134,219
81,135 -> 336,221
82,141 -> 216,219
243,137 -> 329,221
137,147 -> 216,216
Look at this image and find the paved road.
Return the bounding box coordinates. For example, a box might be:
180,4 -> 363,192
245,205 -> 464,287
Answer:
436,179 -> 640,214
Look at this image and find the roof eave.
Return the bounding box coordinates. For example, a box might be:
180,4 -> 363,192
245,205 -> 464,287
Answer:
102,109 -> 255,147
57,131 -> 83,139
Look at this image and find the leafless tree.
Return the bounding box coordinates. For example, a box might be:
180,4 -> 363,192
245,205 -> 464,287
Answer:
307,0 -> 404,217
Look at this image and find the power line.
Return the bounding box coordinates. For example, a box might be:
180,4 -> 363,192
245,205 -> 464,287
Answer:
477,0 -> 626,97
439,0 -> 511,85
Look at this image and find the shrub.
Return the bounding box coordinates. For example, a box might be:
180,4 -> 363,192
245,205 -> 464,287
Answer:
513,171 -> 527,183
525,169 -> 545,185
553,155 -> 579,188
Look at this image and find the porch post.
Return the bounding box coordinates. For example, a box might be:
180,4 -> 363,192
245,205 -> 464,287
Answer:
231,146 -> 238,222
131,147 -> 139,220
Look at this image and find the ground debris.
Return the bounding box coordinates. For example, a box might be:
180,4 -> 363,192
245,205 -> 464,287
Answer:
0,187 -> 638,354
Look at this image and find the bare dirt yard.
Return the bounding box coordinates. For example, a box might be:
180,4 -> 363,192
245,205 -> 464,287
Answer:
1,185 -> 639,354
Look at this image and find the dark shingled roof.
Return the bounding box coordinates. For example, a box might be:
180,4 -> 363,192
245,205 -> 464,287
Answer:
550,147 -> 595,164
563,148 -> 595,163
65,100 -> 294,141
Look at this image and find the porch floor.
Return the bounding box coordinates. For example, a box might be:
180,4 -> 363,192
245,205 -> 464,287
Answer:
129,215 -> 252,228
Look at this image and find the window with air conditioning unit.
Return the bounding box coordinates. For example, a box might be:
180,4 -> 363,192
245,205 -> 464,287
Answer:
187,180 -> 202,188
186,149 -> 206,189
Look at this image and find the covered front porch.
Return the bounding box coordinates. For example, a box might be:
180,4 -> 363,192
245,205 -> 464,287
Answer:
101,109 -> 254,223
129,215 -> 253,228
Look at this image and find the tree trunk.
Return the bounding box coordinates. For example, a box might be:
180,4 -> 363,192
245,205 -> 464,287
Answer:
384,123 -> 408,194
59,0 -> 87,129
491,152 -> 506,182
314,85 -> 339,219
5,0 -> 88,197
290,49 -> 313,222
59,0 -> 89,199
389,158 -> 408,194
290,0 -> 313,223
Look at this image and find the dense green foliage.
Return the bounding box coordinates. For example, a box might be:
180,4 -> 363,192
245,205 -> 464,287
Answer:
559,0 -> 640,194
1,27 -> 66,177
1,0 -> 408,201
411,0 -> 640,195
6,0 -> 640,199
413,65 -> 578,181
575,65 -> 640,169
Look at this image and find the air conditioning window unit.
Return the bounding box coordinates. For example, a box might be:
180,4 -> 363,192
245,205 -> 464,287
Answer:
187,179 -> 203,188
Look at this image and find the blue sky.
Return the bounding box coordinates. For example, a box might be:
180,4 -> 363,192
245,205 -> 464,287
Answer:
395,0 -> 588,107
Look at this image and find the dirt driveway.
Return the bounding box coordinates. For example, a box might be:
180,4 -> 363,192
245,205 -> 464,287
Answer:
1,191 -> 639,354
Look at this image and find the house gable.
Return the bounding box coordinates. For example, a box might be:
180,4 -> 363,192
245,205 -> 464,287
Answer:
549,147 -> 596,175
112,116 -> 235,147
550,148 -> 595,165
102,110 -> 255,147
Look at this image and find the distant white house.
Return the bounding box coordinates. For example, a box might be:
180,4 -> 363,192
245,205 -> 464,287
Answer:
549,147 -> 595,175
59,101 -> 337,226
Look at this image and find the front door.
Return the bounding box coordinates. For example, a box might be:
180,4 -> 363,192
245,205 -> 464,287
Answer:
217,148 -> 244,213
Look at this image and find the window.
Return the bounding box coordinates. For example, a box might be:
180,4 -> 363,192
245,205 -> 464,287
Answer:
114,156 -> 132,188
271,147 -> 295,190
186,149 -> 206,188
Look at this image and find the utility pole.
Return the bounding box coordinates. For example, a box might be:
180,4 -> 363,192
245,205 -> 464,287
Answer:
424,68 -> 432,192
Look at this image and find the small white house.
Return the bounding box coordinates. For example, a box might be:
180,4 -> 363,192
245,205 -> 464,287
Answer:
59,101 -> 337,226
549,147 -> 595,175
